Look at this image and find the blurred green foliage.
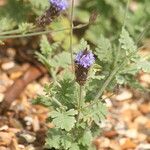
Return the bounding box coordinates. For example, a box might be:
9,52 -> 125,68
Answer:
77,0 -> 150,43
1,0 -> 150,41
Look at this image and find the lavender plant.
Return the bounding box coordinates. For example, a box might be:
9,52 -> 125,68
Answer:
34,27 -> 150,149
33,1 -> 150,150
0,0 -> 149,150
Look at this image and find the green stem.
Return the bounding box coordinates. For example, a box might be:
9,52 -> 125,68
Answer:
0,23 -> 89,40
136,23 -> 150,46
85,60 -> 126,110
94,67 -> 119,101
0,29 -> 20,35
53,97 -> 65,109
92,49 -> 137,106
0,28 -> 69,39
113,0 -> 130,68
70,0 -> 75,71
77,85 -> 83,122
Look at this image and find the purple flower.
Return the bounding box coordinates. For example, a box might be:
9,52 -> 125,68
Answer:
36,0 -> 68,26
49,0 -> 68,11
75,50 -> 95,68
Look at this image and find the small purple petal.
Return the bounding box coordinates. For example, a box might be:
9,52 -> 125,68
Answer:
49,0 -> 68,11
75,50 -> 95,68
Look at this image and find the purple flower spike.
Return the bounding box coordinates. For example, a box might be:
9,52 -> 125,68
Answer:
75,49 -> 95,68
36,0 -> 68,26
49,0 -> 68,11
75,49 -> 95,85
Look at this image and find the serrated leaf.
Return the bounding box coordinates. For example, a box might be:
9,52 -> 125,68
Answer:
30,0 -> 49,9
50,18 -> 77,50
45,129 -> 61,149
61,135 -> 72,149
53,78 -> 76,107
51,109 -> 77,131
79,130 -> 93,146
115,75 -> 126,84
32,95 -> 52,107
74,39 -> 90,53
119,28 -> 137,53
137,60 -> 150,72
46,135 -> 60,149
29,0 -> 49,15
40,35 -> 53,56
50,52 -> 71,68
83,102 -> 107,124
69,143 -> 80,150
18,22 -> 34,34
0,17 -> 16,31
95,35 -> 112,62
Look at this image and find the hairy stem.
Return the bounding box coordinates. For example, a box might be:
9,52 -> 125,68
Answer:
92,48 -> 138,107
0,23 -> 89,39
0,28 -> 69,39
113,0 -> 130,68
136,23 -> 150,46
70,0 -> 75,71
53,97 -> 65,109
94,68 -> 119,102
77,85 -> 83,122
0,29 -> 20,35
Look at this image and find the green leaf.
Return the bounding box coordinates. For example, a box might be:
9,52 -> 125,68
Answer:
95,35 -> 112,62
29,0 -> 49,15
46,129 -> 74,149
50,18 -> 77,50
83,102 -> 107,124
79,130 -> 93,146
50,52 -> 71,68
137,60 -> 150,72
51,109 -> 78,131
61,135 -> 72,149
40,35 -> 53,56
18,22 -> 35,34
119,28 -> 137,53
53,78 -> 76,107
32,95 -> 52,107
0,17 -> 16,31
45,129 -> 61,149
115,75 -> 126,84
69,143 -> 80,150
74,39 -> 90,53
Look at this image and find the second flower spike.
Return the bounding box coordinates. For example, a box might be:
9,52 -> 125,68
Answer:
36,0 -> 68,27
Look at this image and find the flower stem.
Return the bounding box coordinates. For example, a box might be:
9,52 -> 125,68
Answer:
0,28 -> 69,39
53,97 -> 65,110
113,0 -> 129,68
69,0 -> 75,71
0,23 -> 89,40
77,85 -> 83,122
0,29 -> 20,35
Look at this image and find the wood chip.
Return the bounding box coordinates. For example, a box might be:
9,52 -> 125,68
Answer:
115,89 -> 133,101
10,71 -> 23,80
32,116 -> 40,132
103,130 -> 118,138
120,138 -> 136,149
0,132 -> 13,146
0,93 -> 4,102
10,138 -> 20,150
1,62 -> 15,70
139,103 -> 150,114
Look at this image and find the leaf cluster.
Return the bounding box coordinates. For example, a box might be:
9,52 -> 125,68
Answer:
34,32 -> 149,149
